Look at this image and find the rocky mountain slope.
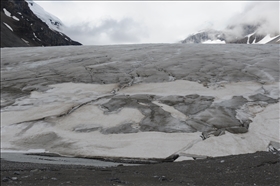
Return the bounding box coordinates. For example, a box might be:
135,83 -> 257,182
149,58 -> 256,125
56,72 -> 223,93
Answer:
182,3 -> 280,46
182,24 -> 280,44
1,0 -> 81,47
181,29 -> 226,44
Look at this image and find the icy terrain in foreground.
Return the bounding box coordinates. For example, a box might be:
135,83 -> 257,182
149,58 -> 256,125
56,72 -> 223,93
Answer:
1,44 -> 279,161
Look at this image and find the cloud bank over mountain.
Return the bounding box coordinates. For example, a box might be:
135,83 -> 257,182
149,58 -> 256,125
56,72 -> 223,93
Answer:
224,2 -> 279,39
63,17 -> 148,45
55,1 -> 280,45
182,2 -> 279,44
35,1 -> 248,45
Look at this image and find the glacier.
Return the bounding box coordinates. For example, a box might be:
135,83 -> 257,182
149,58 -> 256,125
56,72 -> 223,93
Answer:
1,44 -> 279,162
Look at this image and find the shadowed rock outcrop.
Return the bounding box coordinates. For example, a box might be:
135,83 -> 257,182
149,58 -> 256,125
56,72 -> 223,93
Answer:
1,0 -> 81,47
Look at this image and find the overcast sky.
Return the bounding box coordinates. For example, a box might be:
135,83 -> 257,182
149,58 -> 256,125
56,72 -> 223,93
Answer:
34,1 -> 278,45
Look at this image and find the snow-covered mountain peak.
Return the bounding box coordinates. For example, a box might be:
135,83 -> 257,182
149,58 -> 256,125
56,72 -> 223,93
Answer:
26,0 -> 64,32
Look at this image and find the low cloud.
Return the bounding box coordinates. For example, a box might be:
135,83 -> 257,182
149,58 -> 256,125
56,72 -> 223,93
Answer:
224,2 -> 279,40
64,18 -> 148,45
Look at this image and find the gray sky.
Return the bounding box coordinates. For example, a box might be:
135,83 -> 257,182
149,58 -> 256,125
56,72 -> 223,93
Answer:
34,1 -> 278,45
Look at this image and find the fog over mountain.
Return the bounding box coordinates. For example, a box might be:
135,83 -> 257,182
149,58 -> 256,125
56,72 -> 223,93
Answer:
32,1 -> 251,45
226,2 -> 279,37
182,2 -> 280,44
63,18 -> 148,45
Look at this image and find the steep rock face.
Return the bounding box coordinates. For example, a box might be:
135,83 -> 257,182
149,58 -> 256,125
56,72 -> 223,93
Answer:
1,0 -> 81,47
226,33 -> 264,44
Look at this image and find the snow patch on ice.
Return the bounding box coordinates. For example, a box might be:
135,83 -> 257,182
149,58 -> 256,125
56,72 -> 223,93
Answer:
236,102 -> 267,122
55,105 -> 144,132
179,103 -> 279,158
1,102 -> 75,126
1,80 -> 279,160
153,101 -> 188,121
3,83 -> 117,111
1,117 -> 202,159
53,131 -> 202,159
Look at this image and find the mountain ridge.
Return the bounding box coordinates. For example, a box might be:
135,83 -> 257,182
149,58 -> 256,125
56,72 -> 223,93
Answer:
182,24 -> 280,44
1,0 -> 82,47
